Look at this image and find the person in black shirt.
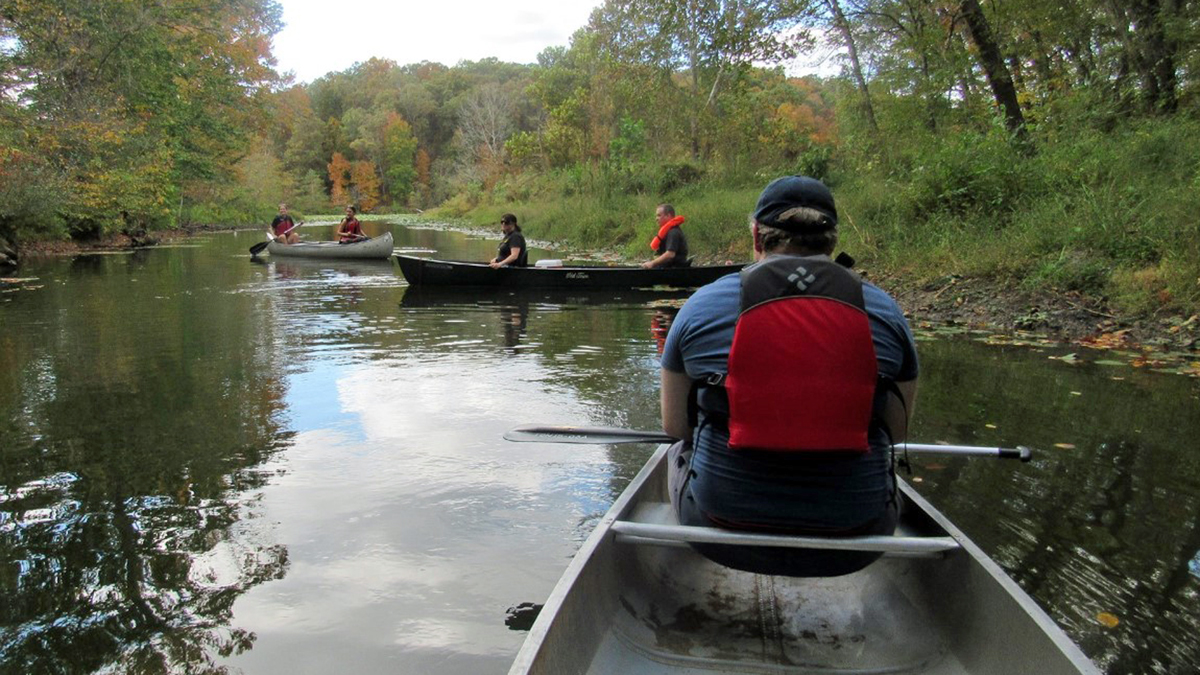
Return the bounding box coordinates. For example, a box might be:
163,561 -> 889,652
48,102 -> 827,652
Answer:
642,203 -> 689,268
489,213 -> 528,268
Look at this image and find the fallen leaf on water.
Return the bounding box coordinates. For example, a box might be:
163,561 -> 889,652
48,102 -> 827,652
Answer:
912,477 -> 924,483
1070,391 -> 1082,396
1050,353 -> 1080,364
1111,376 -> 1126,381
1080,330 -> 1131,350
1054,443 -> 1076,449
1096,612 -> 1119,628
985,423 -> 997,429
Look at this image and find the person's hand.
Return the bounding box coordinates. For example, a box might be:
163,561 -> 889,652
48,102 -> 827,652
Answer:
641,260 -> 654,269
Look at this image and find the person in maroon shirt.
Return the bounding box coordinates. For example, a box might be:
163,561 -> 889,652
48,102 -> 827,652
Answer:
335,205 -> 365,243
271,203 -> 300,244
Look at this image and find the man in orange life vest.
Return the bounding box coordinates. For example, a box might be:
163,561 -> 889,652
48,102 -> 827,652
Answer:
642,203 -> 690,268
658,175 -> 919,577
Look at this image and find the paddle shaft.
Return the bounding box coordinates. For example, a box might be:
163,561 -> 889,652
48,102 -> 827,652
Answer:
503,425 -> 1032,461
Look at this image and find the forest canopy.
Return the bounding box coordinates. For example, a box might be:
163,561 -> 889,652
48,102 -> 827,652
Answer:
2,0 -> 1199,311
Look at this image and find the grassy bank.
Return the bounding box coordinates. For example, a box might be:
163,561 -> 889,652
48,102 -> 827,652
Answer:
438,114 -> 1200,321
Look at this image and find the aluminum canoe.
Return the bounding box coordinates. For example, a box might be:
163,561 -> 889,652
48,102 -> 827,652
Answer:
510,445 -> 1099,675
265,231 -> 393,259
394,254 -> 743,288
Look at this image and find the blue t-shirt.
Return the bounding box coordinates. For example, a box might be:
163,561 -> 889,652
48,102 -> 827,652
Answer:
661,260 -> 919,531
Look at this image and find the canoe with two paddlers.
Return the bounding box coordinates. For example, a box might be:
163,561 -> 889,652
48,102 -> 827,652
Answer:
394,254 -> 743,288
264,231 -> 393,260
509,444 -> 1099,675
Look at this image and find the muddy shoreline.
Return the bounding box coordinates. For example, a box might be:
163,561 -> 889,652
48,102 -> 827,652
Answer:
10,228 -> 1199,367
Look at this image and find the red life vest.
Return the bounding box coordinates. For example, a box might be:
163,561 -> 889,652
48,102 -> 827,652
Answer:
719,255 -> 878,452
338,217 -> 362,241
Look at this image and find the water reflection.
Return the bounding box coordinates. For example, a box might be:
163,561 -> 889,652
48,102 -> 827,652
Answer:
2,225 -> 1198,674
650,307 -> 679,355
399,287 -> 690,354
906,335 -> 1200,674
0,245 -> 293,673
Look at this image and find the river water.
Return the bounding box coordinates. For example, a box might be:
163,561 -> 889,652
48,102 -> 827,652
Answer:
1,219 -> 1197,674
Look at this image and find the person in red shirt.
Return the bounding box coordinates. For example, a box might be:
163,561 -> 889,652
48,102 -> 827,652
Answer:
271,203 -> 300,244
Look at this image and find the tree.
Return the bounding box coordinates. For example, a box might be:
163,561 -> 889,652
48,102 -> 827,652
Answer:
328,152 -> 352,207
588,0 -> 815,159
382,114 -> 419,205
350,160 -> 381,211
956,0 -> 1027,138
0,0 -> 282,235
824,0 -> 877,131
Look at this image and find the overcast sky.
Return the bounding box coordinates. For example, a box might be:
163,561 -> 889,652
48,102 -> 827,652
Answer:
271,0 -> 839,83
271,0 -> 601,83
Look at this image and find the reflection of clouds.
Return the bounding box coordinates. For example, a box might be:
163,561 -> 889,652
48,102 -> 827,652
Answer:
223,354 -> 621,670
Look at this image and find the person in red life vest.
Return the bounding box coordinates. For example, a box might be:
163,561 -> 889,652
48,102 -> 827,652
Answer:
335,205 -> 366,243
658,175 -> 919,578
271,203 -> 300,244
641,203 -> 690,268
489,213 -> 528,268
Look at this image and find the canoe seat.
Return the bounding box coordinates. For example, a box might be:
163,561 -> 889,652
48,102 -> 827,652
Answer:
611,502 -> 960,557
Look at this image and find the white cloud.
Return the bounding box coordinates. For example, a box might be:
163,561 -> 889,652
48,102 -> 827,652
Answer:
272,0 -> 600,83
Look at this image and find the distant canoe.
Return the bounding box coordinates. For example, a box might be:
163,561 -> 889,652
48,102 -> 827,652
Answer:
395,254 -> 742,288
266,232 -> 393,260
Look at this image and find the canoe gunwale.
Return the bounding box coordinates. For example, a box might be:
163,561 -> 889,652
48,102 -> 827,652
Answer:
509,445 -> 1100,675
395,254 -> 743,289
610,506 -> 960,554
266,231 -> 393,259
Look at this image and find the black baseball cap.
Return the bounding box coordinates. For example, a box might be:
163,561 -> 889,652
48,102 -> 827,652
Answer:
752,176 -> 837,231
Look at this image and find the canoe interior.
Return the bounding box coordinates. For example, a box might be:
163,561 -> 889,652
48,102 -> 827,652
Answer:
511,446 -> 1097,675
394,254 -> 743,289
267,231 -> 394,259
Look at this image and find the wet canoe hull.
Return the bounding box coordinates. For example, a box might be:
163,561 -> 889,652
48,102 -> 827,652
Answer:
394,254 -> 742,288
266,231 -> 393,259
510,446 -> 1098,675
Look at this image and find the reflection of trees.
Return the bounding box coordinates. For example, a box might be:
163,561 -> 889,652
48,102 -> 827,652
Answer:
1,251 -> 292,673
910,338 -> 1200,673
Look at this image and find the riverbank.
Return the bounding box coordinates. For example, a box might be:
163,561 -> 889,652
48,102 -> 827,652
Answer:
876,270 -> 1200,365
9,223 -> 1198,375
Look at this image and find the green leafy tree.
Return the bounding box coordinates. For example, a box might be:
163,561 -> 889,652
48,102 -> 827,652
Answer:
0,0 -> 282,237
383,114 -> 419,205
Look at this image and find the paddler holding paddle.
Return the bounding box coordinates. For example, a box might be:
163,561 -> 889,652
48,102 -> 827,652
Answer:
641,203 -> 690,268
658,175 -> 919,578
335,205 -> 366,243
271,203 -> 301,244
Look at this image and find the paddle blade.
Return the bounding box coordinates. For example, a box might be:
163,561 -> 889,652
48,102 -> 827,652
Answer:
249,240 -> 271,255
504,425 -> 676,445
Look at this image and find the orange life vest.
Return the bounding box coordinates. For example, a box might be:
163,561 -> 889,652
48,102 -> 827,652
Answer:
649,216 -> 685,250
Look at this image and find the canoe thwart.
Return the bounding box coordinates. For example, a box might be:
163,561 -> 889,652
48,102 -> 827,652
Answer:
613,502 -> 961,555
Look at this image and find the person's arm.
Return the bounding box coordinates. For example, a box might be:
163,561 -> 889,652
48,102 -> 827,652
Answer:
660,368 -> 693,441
883,379 -> 918,443
490,246 -> 522,268
642,250 -> 677,269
